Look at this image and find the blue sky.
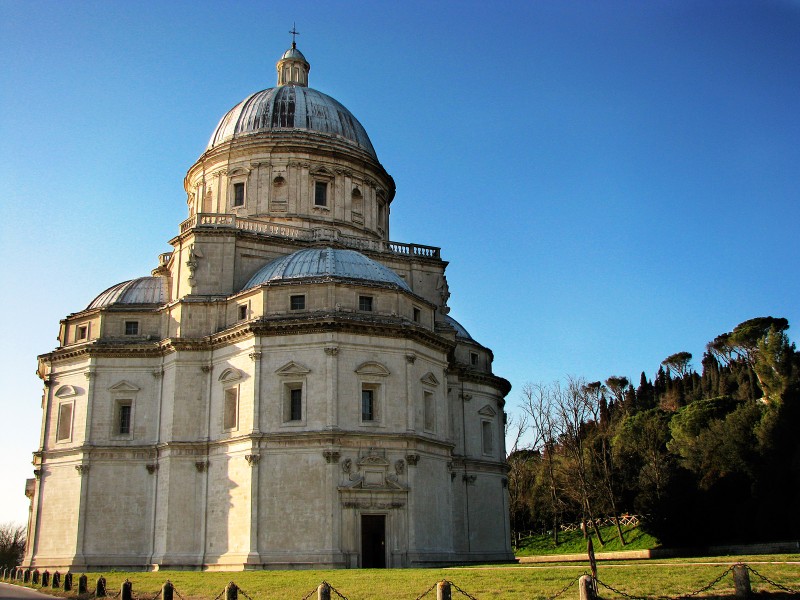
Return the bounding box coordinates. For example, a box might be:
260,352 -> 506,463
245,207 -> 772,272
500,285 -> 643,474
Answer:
1,1 -> 798,524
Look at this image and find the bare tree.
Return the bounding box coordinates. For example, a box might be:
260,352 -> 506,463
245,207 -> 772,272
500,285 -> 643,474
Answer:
520,382 -> 562,545
0,523 -> 25,569
553,377 -> 605,545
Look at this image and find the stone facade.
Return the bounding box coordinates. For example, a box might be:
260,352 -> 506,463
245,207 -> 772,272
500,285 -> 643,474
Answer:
23,42 -> 513,571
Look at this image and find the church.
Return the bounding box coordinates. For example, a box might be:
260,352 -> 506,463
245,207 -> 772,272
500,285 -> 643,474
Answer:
23,39 -> 513,570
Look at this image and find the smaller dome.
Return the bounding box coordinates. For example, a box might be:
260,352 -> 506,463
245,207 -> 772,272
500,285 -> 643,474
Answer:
88,277 -> 170,309
281,46 -> 307,62
243,248 -> 409,291
444,315 -> 475,342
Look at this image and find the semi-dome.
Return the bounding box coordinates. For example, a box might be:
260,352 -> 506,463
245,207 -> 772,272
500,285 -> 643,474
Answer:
87,277 -> 170,309
243,247 -> 409,291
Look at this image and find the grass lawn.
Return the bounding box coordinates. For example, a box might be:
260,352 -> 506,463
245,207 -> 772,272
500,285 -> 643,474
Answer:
514,523 -> 659,556
8,554 -> 799,599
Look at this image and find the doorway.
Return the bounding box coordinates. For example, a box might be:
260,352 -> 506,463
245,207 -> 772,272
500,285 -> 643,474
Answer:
360,514 -> 386,568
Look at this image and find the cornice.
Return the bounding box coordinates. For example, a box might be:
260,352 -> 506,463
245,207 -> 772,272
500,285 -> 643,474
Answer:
450,366 -> 512,397
43,312 -> 455,364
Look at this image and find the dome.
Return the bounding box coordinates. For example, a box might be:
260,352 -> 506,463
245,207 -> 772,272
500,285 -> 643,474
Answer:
243,248 -> 409,291
444,315 -> 475,342
207,86 -> 377,159
87,277 -> 170,309
281,46 -> 307,62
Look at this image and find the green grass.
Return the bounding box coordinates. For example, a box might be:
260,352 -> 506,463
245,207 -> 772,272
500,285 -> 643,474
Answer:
7,555 -> 800,600
514,523 -> 660,556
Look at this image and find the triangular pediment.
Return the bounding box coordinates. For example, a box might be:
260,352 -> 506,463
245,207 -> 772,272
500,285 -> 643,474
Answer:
420,372 -> 440,387
354,361 -> 390,377
275,361 -> 311,376
218,368 -> 244,383
108,381 -> 140,392
310,166 -> 333,176
478,404 -> 497,417
54,385 -> 80,398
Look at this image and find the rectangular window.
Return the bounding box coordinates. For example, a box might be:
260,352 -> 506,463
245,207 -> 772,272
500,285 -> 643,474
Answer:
118,403 -> 132,435
223,388 -> 238,431
359,295 -> 373,312
233,182 -> 245,207
124,321 -> 139,336
424,391 -> 435,432
361,388 -> 375,421
76,325 -> 88,341
56,403 -> 73,442
470,352 -> 479,366
413,307 -> 421,323
482,421 -> 494,454
290,387 -> 302,421
238,305 -> 248,320
314,181 -> 327,206
290,295 -> 306,310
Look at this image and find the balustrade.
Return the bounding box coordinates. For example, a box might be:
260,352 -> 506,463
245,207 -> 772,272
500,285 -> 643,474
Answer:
179,214 -> 441,259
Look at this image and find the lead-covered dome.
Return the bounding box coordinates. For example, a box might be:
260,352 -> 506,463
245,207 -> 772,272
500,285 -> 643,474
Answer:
207,86 -> 376,158
88,277 -> 170,309
243,248 -> 409,291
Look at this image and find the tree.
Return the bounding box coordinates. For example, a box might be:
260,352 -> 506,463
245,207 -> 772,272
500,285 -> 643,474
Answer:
519,383 -> 563,544
554,378 -> 605,545
0,523 -> 25,570
661,352 -> 692,379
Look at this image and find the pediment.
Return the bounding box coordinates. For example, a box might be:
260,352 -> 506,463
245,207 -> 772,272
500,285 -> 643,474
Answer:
420,372 -> 440,387
478,404 -> 497,417
354,361 -> 390,377
218,368 -> 244,383
357,452 -> 390,467
54,385 -> 80,398
310,166 -> 333,176
108,381 -> 140,392
275,361 -> 311,376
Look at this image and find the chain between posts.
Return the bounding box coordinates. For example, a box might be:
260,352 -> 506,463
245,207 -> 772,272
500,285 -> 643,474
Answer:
236,586 -> 256,600
210,587 -> 227,600
445,580 -> 480,600
325,581 -> 349,600
546,574 -> 584,600
413,581 -> 438,600
745,564 -> 799,593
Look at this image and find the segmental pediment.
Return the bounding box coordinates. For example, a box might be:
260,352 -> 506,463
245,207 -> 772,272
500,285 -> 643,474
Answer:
354,361 -> 390,377
218,368 -> 244,383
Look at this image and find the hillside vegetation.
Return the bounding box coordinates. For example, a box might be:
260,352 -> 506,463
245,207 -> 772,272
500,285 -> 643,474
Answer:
508,316 -> 800,547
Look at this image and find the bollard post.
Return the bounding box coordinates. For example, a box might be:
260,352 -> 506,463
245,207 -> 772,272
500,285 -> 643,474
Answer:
52,571 -> 61,588
64,572 -> 73,591
42,571 -> 50,587
733,564 -> 751,599
579,575 -> 596,600
162,581 -> 174,600
317,582 -> 331,600
24,569 -> 31,583
121,579 -> 133,600
78,574 -> 88,594
32,570 -> 40,585
96,576 -> 107,597
436,580 -> 451,600
225,582 -> 238,600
